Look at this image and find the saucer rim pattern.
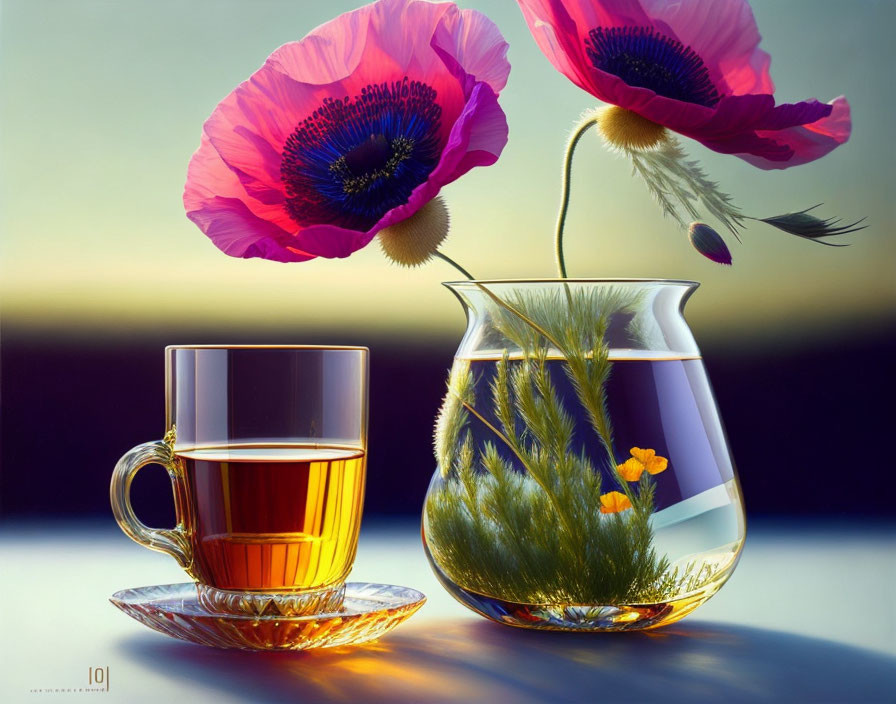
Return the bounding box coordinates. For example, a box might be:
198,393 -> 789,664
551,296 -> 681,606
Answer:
110,581 -> 426,651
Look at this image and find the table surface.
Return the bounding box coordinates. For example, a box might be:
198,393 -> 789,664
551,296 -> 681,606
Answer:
1,518 -> 894,703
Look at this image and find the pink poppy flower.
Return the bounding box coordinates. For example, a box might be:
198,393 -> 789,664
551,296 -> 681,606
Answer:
516,0 -> 850,169
184,0 -> 510,263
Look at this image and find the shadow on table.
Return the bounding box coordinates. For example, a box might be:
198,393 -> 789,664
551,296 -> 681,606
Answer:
119,619 -> 896,703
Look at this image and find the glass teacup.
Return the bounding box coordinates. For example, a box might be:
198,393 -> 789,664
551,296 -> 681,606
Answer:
110,345 -> 368,617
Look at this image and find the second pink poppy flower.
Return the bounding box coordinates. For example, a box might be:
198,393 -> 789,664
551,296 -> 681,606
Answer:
516,0 -> 850,169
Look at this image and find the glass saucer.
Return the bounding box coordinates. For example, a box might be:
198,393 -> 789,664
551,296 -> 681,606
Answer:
110,582 -> 426,651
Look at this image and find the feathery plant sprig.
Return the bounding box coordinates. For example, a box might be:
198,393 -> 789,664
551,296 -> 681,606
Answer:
494,286 -> 643,471
426,288 -> 718,605
748,205 -> 866,244
626,136 -> 746,237
433,359 -> 474,478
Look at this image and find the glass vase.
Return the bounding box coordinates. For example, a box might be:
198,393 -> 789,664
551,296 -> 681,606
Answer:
422,279 -> 745,631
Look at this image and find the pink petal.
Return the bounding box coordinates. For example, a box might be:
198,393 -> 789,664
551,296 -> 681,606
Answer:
184,135 -> 310,262
520,0 -> 651,33
690,96 -> 848,168
266,0 -> 467,91
202,67 -> 328,201
754,99 -> 835,131
516,0 -> 618,99
186,197 -> 313,263
264,0 -> 474,130
264,4 -> 376,84
372,0 -> 454,77
587,69 -> 715,132
445,83 -> 510,176
184,133 -> 296,233
696,131 -> 793,162
640,0 -> 774,96
738,96 -> 851,170
692,93 -> 776,136
431,5 -> 511,93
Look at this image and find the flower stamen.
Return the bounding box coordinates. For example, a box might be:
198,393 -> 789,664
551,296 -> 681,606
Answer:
586,26 -> 721,108
331,136 -> 416,195
281,77 -> 442,231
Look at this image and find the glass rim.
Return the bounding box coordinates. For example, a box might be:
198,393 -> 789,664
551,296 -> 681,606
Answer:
442,278 -> 699,287
164,344 -> 369,352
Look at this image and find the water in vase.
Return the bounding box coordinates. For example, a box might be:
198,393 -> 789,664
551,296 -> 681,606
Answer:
423,352 -> 745,630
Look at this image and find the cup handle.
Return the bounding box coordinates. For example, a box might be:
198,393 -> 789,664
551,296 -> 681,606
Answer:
110,439 -> 192,569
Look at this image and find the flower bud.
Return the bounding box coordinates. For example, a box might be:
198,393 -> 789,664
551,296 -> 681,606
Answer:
688,222 -> 732,265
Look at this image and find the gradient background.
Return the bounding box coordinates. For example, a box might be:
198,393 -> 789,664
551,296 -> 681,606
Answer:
1,0 -> 894,523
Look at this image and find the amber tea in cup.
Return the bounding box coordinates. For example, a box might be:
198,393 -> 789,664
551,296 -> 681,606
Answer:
180,445 -> 365,591
111,345 -> 368,616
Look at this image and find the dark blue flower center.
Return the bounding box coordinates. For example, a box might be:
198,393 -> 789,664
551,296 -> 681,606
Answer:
281,77 -> 442,231
585,26 -> 721,108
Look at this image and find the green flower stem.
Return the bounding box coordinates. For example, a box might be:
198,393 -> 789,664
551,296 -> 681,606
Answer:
473,282 -> 620,469
473,284 -> 564,351
434,251 -> 475,280
454,397 -> 530,473
555,116 -> 601,279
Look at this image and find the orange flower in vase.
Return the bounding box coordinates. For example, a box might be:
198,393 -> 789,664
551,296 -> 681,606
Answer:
600,491 -> 633,514
617,447 -> 669,482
